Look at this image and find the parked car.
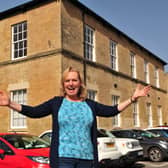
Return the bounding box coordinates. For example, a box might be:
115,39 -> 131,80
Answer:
40,129 -> 143,167
0,133 -> 50,168
145,127 -> 168,138
157,125 -> 168,128
110,129 -> 168,162
96,129 -> 123,167
99,129 -> 143,166
39,130 -> 51,143
39,130 -> 122,168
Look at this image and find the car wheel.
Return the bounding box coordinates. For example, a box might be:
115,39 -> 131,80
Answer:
148,147 -> 164,162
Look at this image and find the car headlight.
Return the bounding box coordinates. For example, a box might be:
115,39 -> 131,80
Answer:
27,156 -> 49,164
126,142 -> 133,149
159,140 -> 168,148
159,140 -> 167,144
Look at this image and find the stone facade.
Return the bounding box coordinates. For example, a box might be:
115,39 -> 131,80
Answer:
0,0 -> 167,135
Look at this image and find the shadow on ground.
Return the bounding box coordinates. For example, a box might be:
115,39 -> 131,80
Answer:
131,162 -> 145,168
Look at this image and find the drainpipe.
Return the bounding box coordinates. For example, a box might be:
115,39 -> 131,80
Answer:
82,11 -> 87,85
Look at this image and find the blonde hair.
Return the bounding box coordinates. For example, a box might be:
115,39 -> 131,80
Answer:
60,67 -> 87,100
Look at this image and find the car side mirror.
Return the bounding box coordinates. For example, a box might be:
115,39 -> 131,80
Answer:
0,149 -> 5,160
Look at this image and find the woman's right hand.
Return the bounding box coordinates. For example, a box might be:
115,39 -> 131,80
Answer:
0,91 -> 11,106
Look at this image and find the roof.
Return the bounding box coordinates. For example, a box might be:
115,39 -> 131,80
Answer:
0,0 -> 54,19
0,0 -> 167,66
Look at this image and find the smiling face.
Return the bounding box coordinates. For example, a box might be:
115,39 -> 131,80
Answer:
63,71 -> 82,101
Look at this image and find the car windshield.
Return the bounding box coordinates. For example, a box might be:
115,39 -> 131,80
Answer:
97,130 -> 109,137
101,130 -> 116,138
161,130 -> 168,137
133,130 -> 159,138
1,134 -> 50,149
148,129 -> 168,137
40,132 -> 52,143
111,130 -> 159,139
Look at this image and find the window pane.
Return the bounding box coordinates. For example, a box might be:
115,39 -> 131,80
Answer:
87,90 -> 97,101
110,41 -> 117,70
24,40 -> 27,48
19,33 -> 22,40
84,25 -> 94,61
130,52 -> 136,78
13,26 -> 17,33
12,22 -> 27,59
14,34 -> 17,41
147,103 -> 152,127
24,49 -> 27,56
23,31 -> 27,39
18,24 -> 22,32
14,43 -> 18,50
133,102 -> 139,127
23,22 -> 27,30
14,51 -> 18,58
11,89 -> 27,128
19,50 -> 23,57
112,95 -> 120,127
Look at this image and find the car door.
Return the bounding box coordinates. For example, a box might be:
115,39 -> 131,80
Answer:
0,138 -> 16,167
0,138 -> 27,168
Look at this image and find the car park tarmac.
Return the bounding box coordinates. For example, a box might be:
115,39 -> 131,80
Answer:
133,161 -> 168,168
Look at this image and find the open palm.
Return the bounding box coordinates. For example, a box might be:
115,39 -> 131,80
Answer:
0,91 -> 10,106
133,84 -> 151,99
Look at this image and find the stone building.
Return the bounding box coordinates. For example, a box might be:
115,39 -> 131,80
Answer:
0,0 -> 167,135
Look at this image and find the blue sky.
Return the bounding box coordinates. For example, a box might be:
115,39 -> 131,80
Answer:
1,0 -> 168,72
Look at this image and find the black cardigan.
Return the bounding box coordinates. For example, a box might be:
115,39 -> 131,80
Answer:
20,96 -> 120,168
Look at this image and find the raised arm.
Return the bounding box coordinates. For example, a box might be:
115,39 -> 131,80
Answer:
0,90 -> 22,111
0,90 -> 54,118
117,84 -> 151,111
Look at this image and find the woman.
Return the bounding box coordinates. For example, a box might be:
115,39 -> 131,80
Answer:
0,67 -> 150,168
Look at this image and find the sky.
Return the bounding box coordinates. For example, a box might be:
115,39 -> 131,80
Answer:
0,0 -> 168,72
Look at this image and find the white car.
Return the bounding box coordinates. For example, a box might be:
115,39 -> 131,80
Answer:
99,129 -> 143,166
39,130 -> 122,168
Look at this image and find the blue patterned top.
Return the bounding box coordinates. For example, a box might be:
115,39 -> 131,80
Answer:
58,98 -> 94,159
21,96 -> 119,168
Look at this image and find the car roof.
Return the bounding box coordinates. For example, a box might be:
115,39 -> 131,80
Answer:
39,130 -> 52,137
145,127 -> 168,130
0,133 -> 35,137
0,133 -> 21,135
111,129 -> 142,132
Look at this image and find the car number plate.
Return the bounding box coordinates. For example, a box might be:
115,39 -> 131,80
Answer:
106,143 -> 114,148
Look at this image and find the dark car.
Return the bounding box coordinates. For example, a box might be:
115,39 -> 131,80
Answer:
110,129 -> 168,162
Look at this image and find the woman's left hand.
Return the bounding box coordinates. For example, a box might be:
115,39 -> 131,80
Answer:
132,84 -> 151,101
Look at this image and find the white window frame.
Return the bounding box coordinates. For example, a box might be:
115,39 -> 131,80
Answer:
84,25 -> 95,61
110,40 -> 118,70
147,103 -> 152,128
130,51 -> 136,78
157,105 -> 163,126
10,89 -> 27,129
87,89 -> 97,101
112,95 -> 120,127
144,60 -> 150,83
154,67 -> 160,87
12,21 -> 27,60
132,102 -> 140,127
